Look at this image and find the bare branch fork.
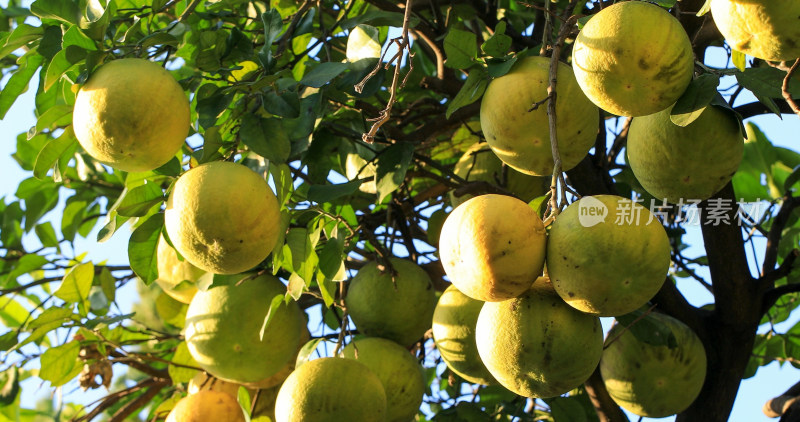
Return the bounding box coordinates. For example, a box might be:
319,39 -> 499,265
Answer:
357,0 -> 415,143
782,58 -> 800,119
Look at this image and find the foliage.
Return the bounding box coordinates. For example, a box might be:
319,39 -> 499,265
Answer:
0,0 -> 799,420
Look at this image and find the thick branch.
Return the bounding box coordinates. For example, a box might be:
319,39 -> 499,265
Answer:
584,366 -> 629,422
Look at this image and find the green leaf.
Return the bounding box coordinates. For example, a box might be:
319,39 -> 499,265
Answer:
0,53 -> 44,119
300,62 -> 350,88
295,337 -> 324,369
346,24 -> 381,62
446,66 -> 488,118
237,386 -> 252,422
732,49 -> 746,72
318,237 -> 344,280
34,222 -> 59,248
696,0 -> 712,16
128,213 -> 164,285
259,294 -> 286,341
375,142 -> 415,202
0,24 -> 44,58
117,183 -> 164,217
39,341 -> 81,387
670,73 -> 720,127
481,22 -> 511,57
33,127 -> 77,180
615,309 -> 678,349
239,114 -> 291,163
307,180 -> 362,203
3,253 -> 49,288
30,0 -> 80,24
168,342 -> 199,384
444,29 -> 477,69
785,165 -> 800,192
258,9 -> 283,68
486,55 -> 517,78
0,368 -> 19,406
737,66 -> 800,99
28,307 -> 75,330
55,262 -> 94,304
339,10 -> 418,31
0,331 -> 18,352
654,0 -> 677,7
62,25 -> 97,51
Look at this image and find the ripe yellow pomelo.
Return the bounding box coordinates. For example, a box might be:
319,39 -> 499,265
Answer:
572,1 -> 694,117
450,142 -> 549,207
627,105 -> 743,204
165,161 -> 281,275
475,277 -> 603,398
431,285 -> 497,386
154,235 -> 204,304
165,390 -> 245,422
274,357 -> 387,422
711,0 -> 800,61
184,274 -> 303,384
547,195 -> 670,317
72,58 -> 189,172
601,312 -> 707,417
439,194 -> 546,302
342,337 -> 425,422
345,258 -> 437,347
187,372 -> 277,418
480,56 -> 598,176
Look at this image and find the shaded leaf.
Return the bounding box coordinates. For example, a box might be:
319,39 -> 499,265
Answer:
446,66 -> 488,118
670,73 -> 720,127
127,213 -> 164,285
444,29 -> 477,69
375,142 -> 414,202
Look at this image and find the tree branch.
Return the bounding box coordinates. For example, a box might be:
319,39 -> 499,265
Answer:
782,58 -> 800,119
584,366 -> 629,422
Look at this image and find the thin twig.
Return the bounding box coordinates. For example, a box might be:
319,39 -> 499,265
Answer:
177,0 -> 202,22
782,58 -> 800,118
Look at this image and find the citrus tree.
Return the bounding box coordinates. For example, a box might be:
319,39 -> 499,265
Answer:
0,0 -> 799,421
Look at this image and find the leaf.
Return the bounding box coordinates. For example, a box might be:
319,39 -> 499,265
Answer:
446,66 -> 488,119
168,342 -> 199,384
481,22 -> 511,57
669,73 -> 720,127
339,10 -> 418,30
55,262 -> 94,304
737,66 -> 800,99
237,386 -> 252,422
44,46 -> 85,91
28,307 -> 74,330
3,254 -> 48,286
0,367 -> 19,405
239,114 -> 291,163
0,53 -> 44,119
732,49 -> 746,72
116,183 -> 164,217
33,127 -> 77,179
486,55 -> 517,78
30,0 -> 80,24
615,309 -> 678,349
300,62 -> 349,88
318,237 -> 344,280
444,29 -> 477,69
346,24 -> 381,62
258,9 -> 283,69
0,24 -> 43,58
785,165 -> 800,192
295,337 -> 324,369
375,142 -> 415,202
39,341 -> 81,387
259,294 -> 286,341
0,331 -> 18,352
307,180 -> 362,203
127,213 -> 164,285
696,0 -> 712,16
34,222 -> 59,248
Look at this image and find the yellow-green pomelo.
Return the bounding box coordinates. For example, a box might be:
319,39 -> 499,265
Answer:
155,235 -> 204,304
72,58 -> 189,172
165,161 -> 281,274
345,258 -> 437,347
274,357 -> 387,422
711,0 -> 800,61
627,105 -> 743,204
450,142 -> 549,207
439,194 -> 546,302
184,274 -> 303,384
243,318 -> 311,390
431,285 -> 497,386
165,390 -> 245,422
188,373 -> 276,418
546,195 -> 670,317
480,56 -> 598,176
601,312 -> 707,417
475,278 -> 603,398
342,337 -> 425,422
572,2 -> 694,117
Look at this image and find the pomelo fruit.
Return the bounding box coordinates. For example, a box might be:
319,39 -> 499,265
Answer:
480,56 -> 598,176
165,390 -> 245,422
475,277 -> 603,398
187,372 -> 277,418
627,105 -> 743,204
450,142 -> 549,207
601,312 -> 707,417
154,235 -> 204,304
431,285 -> 497,386
345,258 -> 437,347
184,274 -> 303,384
439,194 -> 546,302
546,195 -> 670,317
711,0 -> 800,62
342,337 -> 425,422
165,161 -> 281,274
572,1 -> 694,117
243,317 -> 311,390
72,58 -> 190,172
274,357 -> 387,422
